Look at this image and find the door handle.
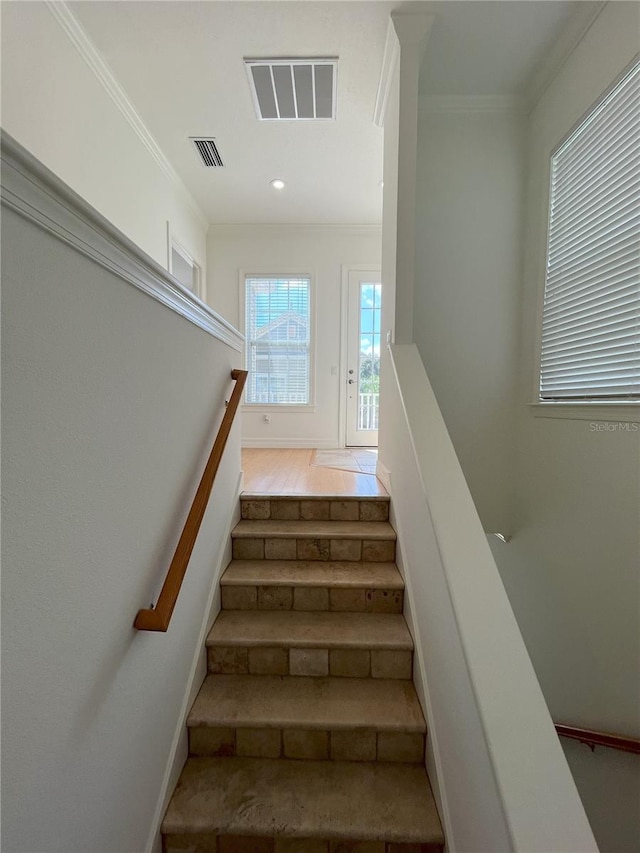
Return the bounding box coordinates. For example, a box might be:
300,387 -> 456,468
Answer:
348,379 -> 355,384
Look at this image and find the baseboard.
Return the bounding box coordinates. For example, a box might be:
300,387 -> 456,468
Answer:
241,437 -> 340,449
144,470 -> 242,853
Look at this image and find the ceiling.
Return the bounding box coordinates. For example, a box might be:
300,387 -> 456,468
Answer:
69,0 -> 583,226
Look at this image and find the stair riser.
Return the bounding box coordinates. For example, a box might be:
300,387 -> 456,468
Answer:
165,835 -> 442,853
189,727 -> 424,764
232,537 -> 396,562
208,647 -> 413,680
221,585 -> 403,613
242,498 -> 390,522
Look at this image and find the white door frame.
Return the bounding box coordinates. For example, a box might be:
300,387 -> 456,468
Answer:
339,264 -> 382,448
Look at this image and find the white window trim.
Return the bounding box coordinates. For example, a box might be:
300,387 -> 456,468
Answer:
167,221 -> 205,301
531,56 -> 640,421
239,268 -> 317,410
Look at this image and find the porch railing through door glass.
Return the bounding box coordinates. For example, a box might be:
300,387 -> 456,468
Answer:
358,392 -> 379,430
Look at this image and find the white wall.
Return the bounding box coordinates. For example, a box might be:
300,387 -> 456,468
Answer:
1,1 -> 206,276
207,225 -> 382,448
491,4 -> 640,851
2,200 -> 241,852
412,104 -> 524,533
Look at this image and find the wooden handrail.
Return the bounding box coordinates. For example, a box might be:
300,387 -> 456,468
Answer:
556,724 -> 640,755
134,368 -> 248,632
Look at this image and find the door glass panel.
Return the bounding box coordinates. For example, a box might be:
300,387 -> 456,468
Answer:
358,283 -> 381,432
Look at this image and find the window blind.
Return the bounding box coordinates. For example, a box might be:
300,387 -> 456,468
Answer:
540,60 -> 640,401
245,276 -> 311,405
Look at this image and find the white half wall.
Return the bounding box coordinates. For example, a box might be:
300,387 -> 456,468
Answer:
2,168 -> 243,852
0,0 -> 206,276
412,103 -> 525,533
207,225 -> 382,448
491,4 -> 640,852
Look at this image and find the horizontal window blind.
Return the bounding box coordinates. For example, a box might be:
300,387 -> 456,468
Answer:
540,60 -> 640,401
245,276 -> 311,405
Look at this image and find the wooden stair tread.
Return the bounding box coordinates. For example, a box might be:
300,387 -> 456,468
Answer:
207,610 -> 413,650
232,519 -> 396,540
189,675 -> 425,732
221,560 -> 403,589
162,757 -> 444,845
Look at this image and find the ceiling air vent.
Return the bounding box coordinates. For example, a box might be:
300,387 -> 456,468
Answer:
245,58 -> 338,121
191,138 -> 224,167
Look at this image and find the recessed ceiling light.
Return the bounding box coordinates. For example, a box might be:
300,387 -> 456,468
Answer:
270,179 -> 285,190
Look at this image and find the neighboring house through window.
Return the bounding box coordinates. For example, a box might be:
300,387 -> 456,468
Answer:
244,275 -> 312,405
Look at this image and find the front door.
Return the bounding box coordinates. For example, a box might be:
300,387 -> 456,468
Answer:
345,270 -> 381,447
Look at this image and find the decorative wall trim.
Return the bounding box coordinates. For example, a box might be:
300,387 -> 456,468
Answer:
525,1 -> 607,112
419,94 -> 525,115
1,132 -> 244,351
45,0 -> 207,230
373,19 -> 400,128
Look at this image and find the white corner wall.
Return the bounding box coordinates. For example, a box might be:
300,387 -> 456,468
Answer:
491,4 -> 640,851
207,225 -> 382,448
1,1 -> 206,275
412,104 -> 525,533
1,200 -> 241,852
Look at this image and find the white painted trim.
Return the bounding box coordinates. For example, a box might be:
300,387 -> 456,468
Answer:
1,132 -> 243,351
373,19 -> 400,128
44,0 -> 207,230
241,438 -> 339,449
143,470 -> 242,853
525,1 -> 607,112
388,493 -> 455,852
419,94 -> 525,115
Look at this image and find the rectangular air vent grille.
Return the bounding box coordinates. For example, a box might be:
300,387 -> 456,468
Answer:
191,138 -> 224,167
245,58 -> 337,121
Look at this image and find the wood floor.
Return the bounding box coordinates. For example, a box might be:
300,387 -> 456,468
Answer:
241,448 -> 387,497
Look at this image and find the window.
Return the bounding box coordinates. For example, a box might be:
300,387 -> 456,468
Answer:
539,60 -> 639,403
244,276 -> 312,405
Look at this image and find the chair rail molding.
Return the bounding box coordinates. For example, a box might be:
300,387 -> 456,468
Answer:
1,132 -> 243,351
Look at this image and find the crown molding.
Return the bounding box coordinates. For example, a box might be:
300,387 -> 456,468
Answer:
1,131 -> 243,351
419,94 -> 525,115
45,0 -> 207,230
525,1 -> 607,112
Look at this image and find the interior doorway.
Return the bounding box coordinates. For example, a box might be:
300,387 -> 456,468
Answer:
344,268 -> 381,447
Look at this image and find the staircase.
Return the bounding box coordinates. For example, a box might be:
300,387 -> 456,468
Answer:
162,494 -> 444,853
